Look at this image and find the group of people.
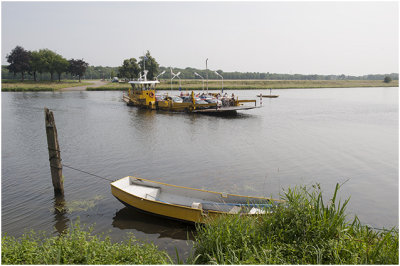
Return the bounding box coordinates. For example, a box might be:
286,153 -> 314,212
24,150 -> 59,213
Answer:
191,92 -> 236,99
175,91 -> 237,107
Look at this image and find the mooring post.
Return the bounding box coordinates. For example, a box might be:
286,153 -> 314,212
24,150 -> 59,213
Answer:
44,107 -> 64,195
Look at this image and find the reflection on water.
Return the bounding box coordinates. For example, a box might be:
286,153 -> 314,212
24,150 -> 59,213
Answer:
2,88 -> 398,258
53,194 -> 69,235
112,207 -> 195,241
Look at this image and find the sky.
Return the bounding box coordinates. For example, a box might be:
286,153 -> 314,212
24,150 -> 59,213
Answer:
1,1 -> 398,75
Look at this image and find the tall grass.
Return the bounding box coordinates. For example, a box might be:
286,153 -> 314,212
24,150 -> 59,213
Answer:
1,222 -> 172,264
189,183 -> 398,264
2,184 -> 398,264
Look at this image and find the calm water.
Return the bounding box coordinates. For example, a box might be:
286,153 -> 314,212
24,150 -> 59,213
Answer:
2,87 -> 398,256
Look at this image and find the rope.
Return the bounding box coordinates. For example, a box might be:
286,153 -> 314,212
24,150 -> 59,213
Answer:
62,164 -> 114,182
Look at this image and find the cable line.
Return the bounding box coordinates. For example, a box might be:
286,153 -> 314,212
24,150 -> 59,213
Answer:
62,164 -> 114,182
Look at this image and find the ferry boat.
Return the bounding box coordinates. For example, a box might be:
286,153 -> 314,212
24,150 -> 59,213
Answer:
122,70 -> 260,115
111,176 -> 283,224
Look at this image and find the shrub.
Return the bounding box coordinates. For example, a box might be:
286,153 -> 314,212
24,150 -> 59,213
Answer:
2,222 -> 172,264
189,183 -> 399,264
384,76 -> 392,83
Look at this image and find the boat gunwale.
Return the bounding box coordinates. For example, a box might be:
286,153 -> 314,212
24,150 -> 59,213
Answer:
111,181 -> 232,224
111,176 -> 284,203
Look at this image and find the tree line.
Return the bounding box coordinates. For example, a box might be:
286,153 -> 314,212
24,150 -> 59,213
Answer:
3,46 -> 398,81
156,67 -> 398,81
5,46 -> 89,82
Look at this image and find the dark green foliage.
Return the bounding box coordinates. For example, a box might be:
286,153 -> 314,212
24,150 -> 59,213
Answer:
3,55 -> 399,83
190,184 -> 399,264
6,46 -> 31,81
138,51 -> 160,80
160,67 -> 399,81
3,45 -> 399,81
29,51 -> 41,81
85,65 -> 118,80
118,58 -> 140,80
54,55 -> 69,82
37,49 -> 59,81
118,51 -> 160,81
384,76 -> 392,83
30,49 -> 69,81
1,222 -> 172,264
68,59 -> 89,82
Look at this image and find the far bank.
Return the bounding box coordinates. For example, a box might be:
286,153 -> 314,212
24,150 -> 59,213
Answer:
1,79 -> 398,92
88,79 -> 398,91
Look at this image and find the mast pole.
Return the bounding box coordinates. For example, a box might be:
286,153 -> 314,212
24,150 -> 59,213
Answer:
206,58 -> 208,94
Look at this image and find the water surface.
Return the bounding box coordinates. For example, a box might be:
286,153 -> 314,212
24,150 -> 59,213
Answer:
2,87 -> 398,256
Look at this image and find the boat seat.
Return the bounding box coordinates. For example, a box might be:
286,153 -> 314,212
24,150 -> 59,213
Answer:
124,184 -> 160,201
157,193 -> 195,207
228,206 -> 242,214
248,207 -> 266,214
191,202 -> 203,209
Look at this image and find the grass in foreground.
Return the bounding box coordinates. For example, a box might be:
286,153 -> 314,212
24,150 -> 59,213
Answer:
189,183 -> 399,264
2,184 -> 398,264
1,222 -> 172,264
88,79 -> 399,91
1,80 -> 93,91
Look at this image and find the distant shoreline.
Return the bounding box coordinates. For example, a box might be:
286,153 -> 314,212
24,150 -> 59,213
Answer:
87,79 -> 398,91
2,79 -> 398,92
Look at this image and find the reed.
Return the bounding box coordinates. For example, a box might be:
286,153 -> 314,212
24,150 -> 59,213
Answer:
189,183 -> 399,264
1,222 -> 172,264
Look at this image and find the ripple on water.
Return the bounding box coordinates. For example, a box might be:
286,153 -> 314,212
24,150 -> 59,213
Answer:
2,88 -> 398,256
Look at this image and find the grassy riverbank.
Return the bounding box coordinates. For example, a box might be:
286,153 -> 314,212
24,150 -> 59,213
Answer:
2,184 -> 398,264
2,79 -> 397,92
1,80 -> 92,91
1,222 -> 172,264
88,79 -> 398,91
189,184 -> 398,264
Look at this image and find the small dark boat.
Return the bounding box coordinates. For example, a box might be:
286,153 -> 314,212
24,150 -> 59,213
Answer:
257,88 -> 279,98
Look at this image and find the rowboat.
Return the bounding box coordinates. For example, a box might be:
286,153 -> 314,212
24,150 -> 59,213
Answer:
111,176 -> 283,223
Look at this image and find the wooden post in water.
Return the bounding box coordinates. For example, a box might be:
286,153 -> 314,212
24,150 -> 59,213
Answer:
44,107 -> 64,195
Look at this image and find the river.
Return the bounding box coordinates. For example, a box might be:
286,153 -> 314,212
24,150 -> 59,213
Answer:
2,87 -> 398,257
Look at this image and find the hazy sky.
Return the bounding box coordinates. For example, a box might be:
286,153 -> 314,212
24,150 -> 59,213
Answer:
2,1 -> 398,75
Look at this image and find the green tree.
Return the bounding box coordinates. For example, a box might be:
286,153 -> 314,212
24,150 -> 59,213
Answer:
68,59 -> 89,82
54,55 -> 69,82
139,51 -> 159,80
119,58 -> 140,80
6,46 -> 31,81
35,49 -> 49,80
29,51 -> 43,81
38,49 -> 60,81
384,76 -> 392,83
